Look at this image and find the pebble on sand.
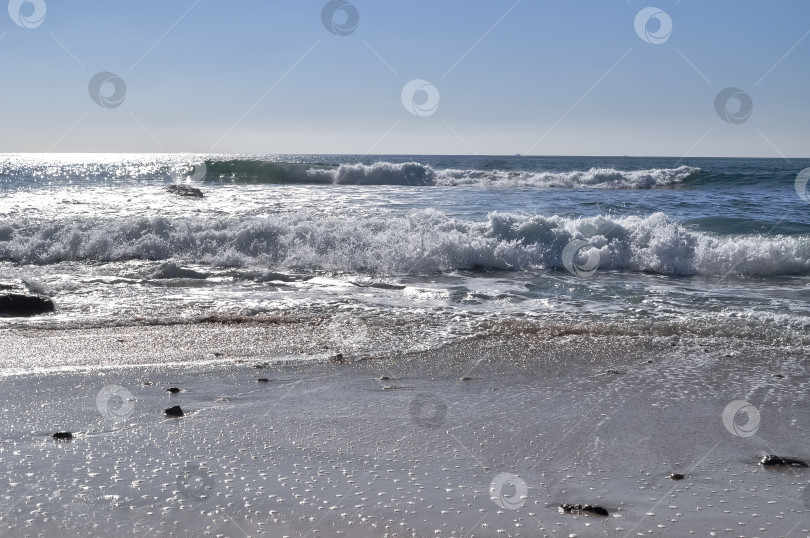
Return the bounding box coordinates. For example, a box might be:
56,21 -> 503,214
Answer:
52,432 -> 73,441
164,405 -> 184,417
760,455 -> 808,467
559,503 -> 609,516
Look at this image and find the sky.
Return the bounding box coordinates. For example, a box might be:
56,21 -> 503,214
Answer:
0,0 -> 808,157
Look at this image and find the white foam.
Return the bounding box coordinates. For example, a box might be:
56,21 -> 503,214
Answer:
1,210 -> 807,277
295,162 -> 699,189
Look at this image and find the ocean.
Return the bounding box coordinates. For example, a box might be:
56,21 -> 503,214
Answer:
2,153 -> 810,362
4,154 -> 810,537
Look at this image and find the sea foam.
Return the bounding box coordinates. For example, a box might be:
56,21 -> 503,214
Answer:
205,161 -> 701,189
1,211 -> 807,276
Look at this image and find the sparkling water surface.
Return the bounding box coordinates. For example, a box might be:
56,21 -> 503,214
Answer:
2,153 -> 809,352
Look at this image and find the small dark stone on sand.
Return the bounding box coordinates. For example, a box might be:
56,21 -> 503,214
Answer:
760,455 -> 808,467
52,432 -> 73,441
330,353 -> 345,363
167,387 -> 181,394
460,377 -> 473,381
166,184 -> 204,198
669,473 -> 685,480
379,376 -> 390,381
258,378 -> 269,383
559,503 -> 609,516
164,405 -> 184,417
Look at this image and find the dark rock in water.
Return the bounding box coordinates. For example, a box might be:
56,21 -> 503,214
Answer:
167,387 -> 181,394
0,293 -> 55,316
149,262 -> 207,280
52,432 -> 73,441
760,455 -> 808,467
0,282 -> 55,317
257,378 -> 269,383
330,353 -> 345,363
669,473 -> 685,480
559,503 -> 609,516
164,405 -> 184,417
378,376 -> 390,381
166,184 -> 204,198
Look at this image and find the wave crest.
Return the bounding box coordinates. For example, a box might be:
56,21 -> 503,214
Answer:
1,211 -> 807,276
205,160 -> 700,189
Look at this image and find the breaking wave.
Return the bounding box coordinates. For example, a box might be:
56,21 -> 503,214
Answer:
1,211 -> 808,276
203,160 -> 701,189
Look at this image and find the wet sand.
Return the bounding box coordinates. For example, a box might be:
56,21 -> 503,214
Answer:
1,321 -> 810,537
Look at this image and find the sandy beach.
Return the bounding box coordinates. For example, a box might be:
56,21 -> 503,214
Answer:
2,319 -> 809,537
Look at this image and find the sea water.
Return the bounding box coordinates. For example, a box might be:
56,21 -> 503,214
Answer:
1,153 -> 809,361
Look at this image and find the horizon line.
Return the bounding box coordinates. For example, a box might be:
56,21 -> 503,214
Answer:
2,152 -> 808,160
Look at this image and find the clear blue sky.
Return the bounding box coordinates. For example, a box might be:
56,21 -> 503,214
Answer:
1,0 -> 808,156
